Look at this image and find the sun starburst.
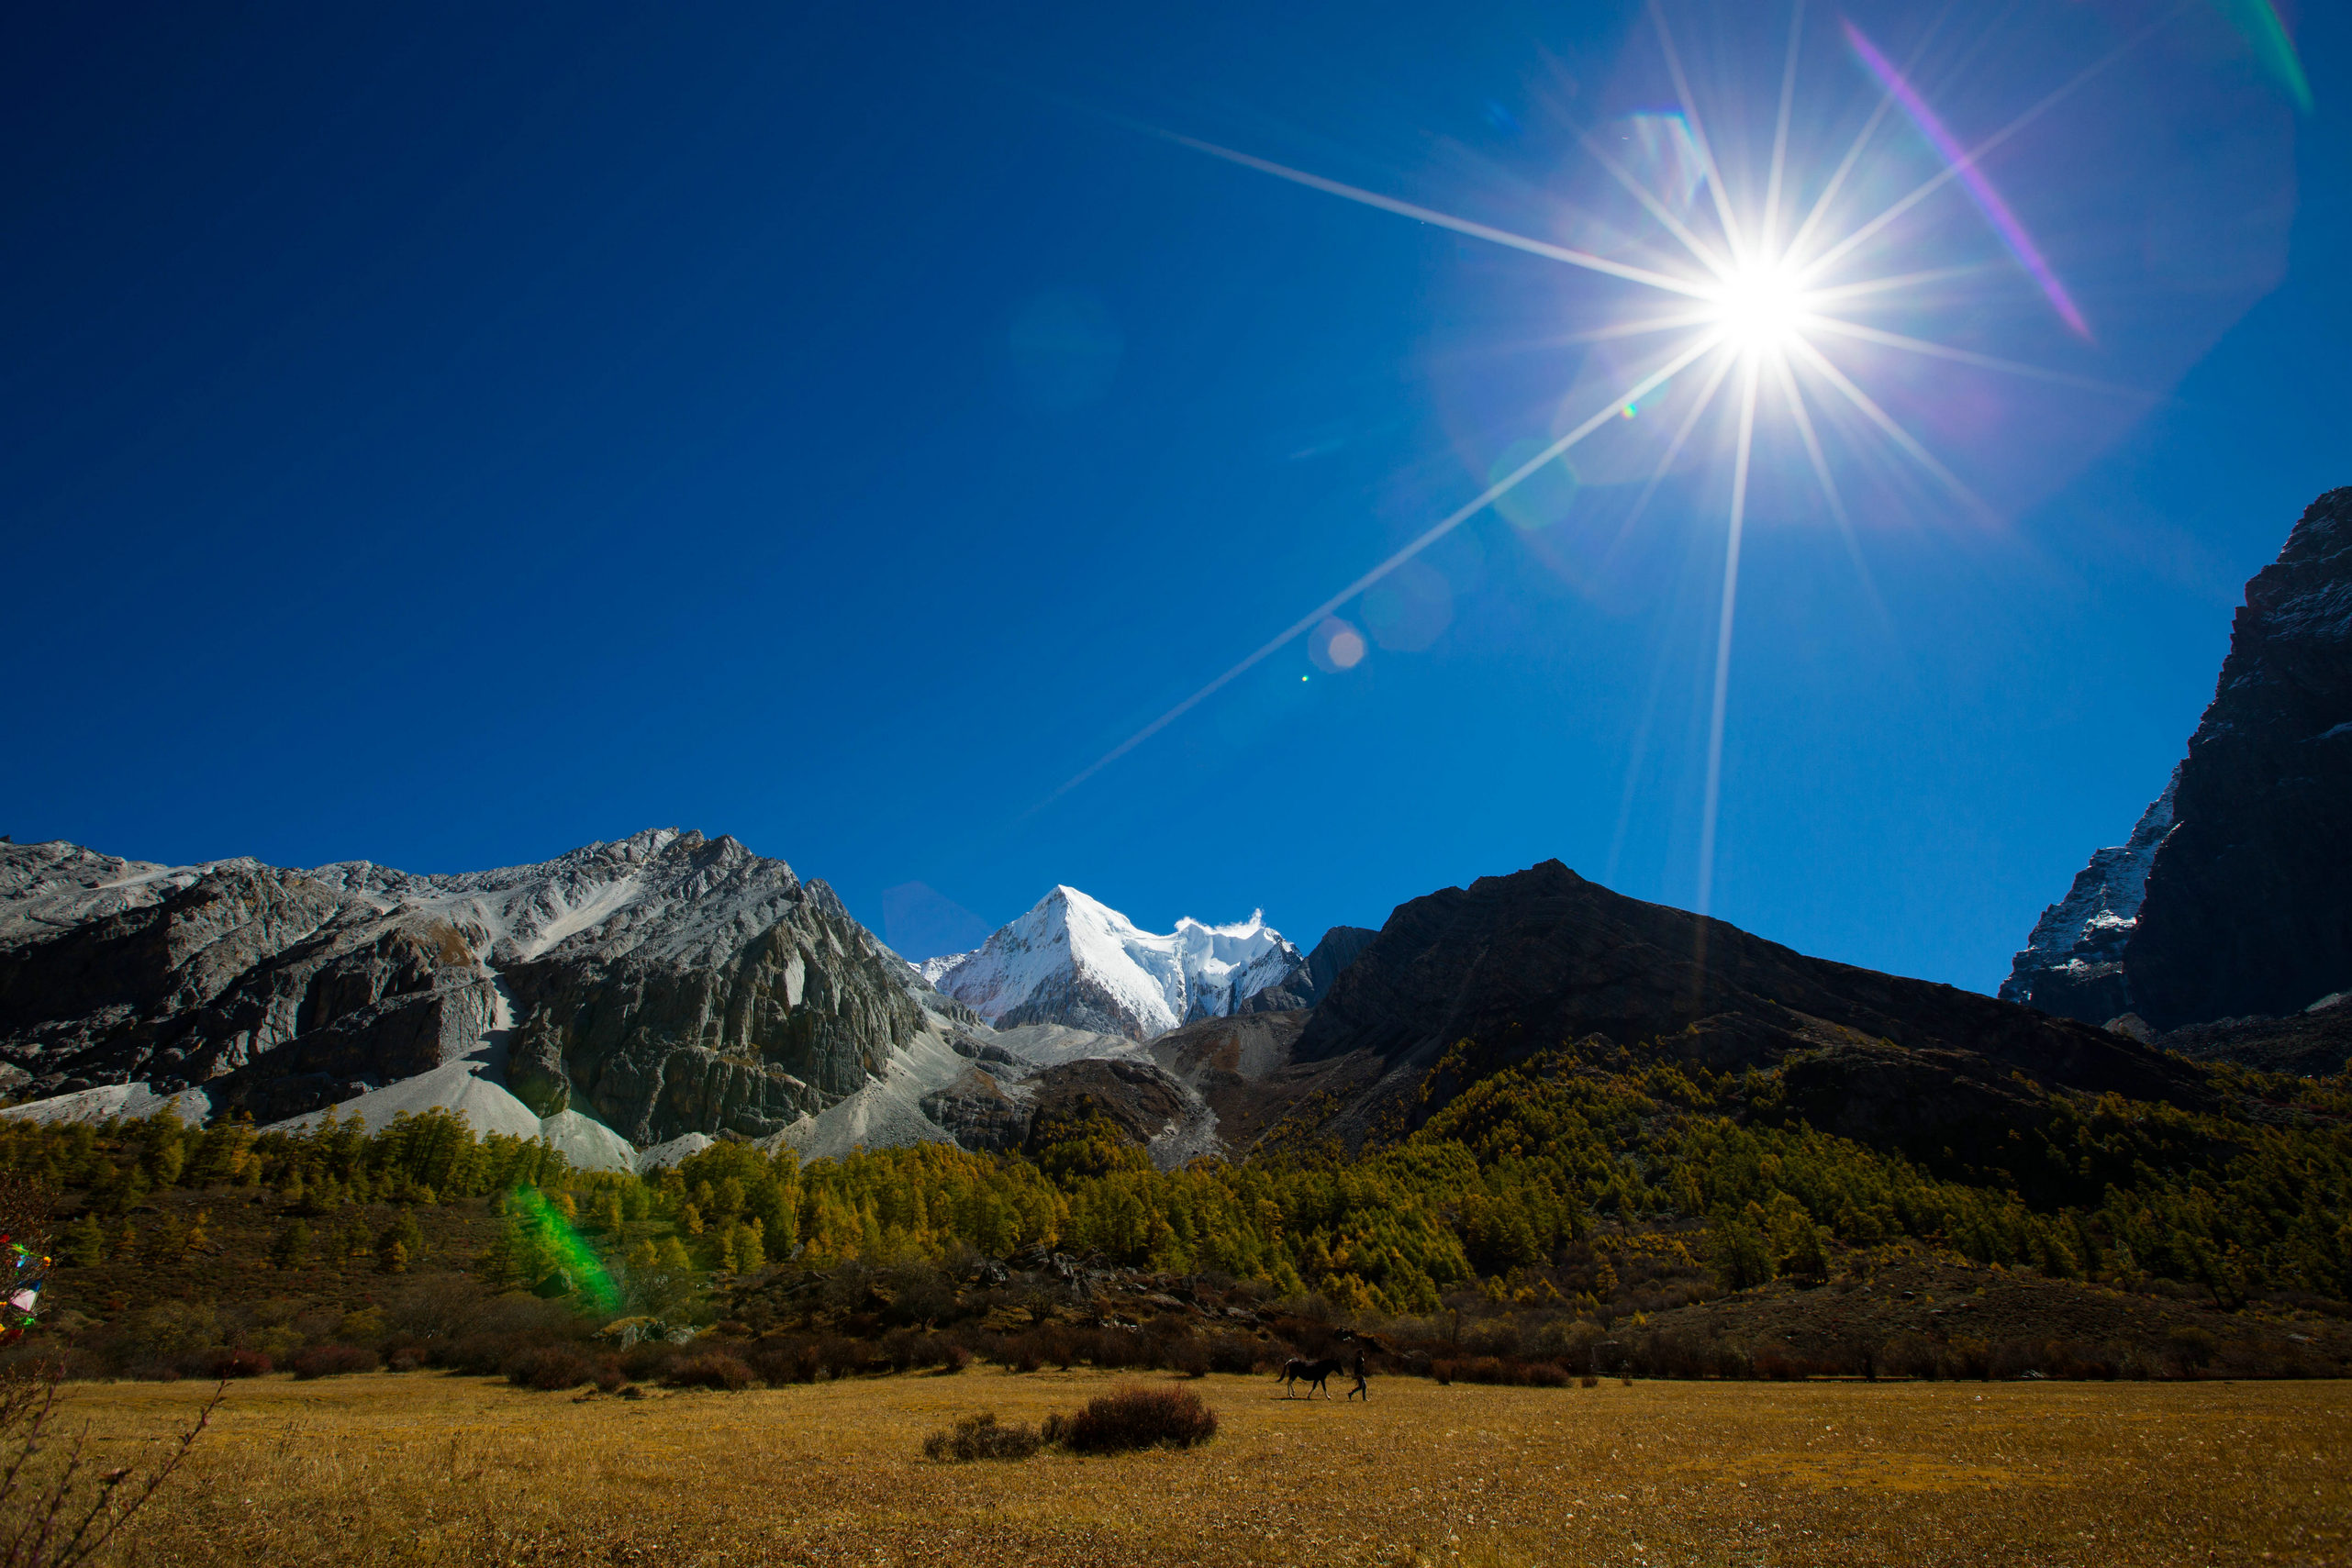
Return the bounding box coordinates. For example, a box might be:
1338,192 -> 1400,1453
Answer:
1049,0 -> 2216,912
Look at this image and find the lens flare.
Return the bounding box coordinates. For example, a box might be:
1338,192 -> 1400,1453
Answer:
1048,0 -> 2279,914
509,1185 -> 620,1311
1842,20 -> 2091,339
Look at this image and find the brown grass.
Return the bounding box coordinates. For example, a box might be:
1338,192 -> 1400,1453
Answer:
62,1370 -> 2352,1566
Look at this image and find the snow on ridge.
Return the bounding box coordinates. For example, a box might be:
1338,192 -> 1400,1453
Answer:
934,885 -> 1301,1040
918,951 -> 974,986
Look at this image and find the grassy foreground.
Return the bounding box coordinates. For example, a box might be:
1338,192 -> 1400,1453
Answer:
71,1370 -> 2347,1567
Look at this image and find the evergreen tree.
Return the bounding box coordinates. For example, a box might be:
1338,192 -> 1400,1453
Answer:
57,1213 -> 105,1268
269,1221 -> 313,1270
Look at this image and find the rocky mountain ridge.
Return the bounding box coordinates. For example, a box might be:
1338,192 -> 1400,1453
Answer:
0,831 -> 946,1164
2003,486 -> 2352,1061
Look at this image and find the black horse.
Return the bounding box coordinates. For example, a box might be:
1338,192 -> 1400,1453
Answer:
1278,1355 -> 1344,1398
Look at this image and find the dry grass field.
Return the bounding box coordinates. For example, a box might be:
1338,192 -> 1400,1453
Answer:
54,1369 -> 2348,1567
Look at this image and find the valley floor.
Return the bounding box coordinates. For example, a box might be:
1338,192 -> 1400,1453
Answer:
59,1369 -> 2348,1566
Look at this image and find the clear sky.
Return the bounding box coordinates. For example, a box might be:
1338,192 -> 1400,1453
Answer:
3,0 -> 2342,992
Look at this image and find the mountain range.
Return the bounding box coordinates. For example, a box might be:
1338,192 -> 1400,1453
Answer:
4,487 -> 2346,1173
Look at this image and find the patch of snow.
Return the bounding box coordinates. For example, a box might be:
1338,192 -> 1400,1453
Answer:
918,951 -> 974,987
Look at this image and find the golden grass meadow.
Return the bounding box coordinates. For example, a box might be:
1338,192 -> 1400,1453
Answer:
52,1369 -> 2350,1567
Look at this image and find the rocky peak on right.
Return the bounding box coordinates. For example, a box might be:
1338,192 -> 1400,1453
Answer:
2007,486 -> 2352,1060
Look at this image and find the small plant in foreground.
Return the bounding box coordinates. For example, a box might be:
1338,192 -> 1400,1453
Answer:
921,1412 -> 1042,1462
0,1365 -> 222,1567
1043,1385 -> 1218,1453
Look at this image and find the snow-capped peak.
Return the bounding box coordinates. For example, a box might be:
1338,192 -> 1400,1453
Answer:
931,886 -> 1301,1040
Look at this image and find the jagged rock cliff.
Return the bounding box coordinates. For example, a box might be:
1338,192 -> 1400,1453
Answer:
0,830 -> 937,1147
2002,488 -> 2352,1044
2125,488 -> 2352,1030
2000,770 -> 2178,1023
1238,924 -> 1378,1013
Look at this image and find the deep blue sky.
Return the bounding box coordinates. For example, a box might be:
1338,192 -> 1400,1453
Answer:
4,0 -> 2342,991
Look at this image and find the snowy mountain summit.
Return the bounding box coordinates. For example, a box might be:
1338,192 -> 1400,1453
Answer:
931,886 -> 1301,1040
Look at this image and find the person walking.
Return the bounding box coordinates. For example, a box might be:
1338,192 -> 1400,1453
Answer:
1346,1348 -> 1370,1401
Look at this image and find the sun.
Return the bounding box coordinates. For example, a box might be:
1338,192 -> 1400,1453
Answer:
1707,262 -> 1809,355
1054,0 -> 2161,913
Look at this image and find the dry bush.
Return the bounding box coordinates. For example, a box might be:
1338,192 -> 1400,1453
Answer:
1430,1356 -> 1570,1388
921,1411 -> 1042,1462
1045,1384 -> 1218,1453
287,1344 -> 376,1380
666,1352 -> 753,1391
503,1346 -> 596,1391
620,1340 -> 686,1383
197,1349 -> 271,1380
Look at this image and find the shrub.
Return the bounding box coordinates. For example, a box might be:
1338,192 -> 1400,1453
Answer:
201,1348 -> 272,1379
746,1340 -> 817,1386
289,1344 -> 378,1380
1160,1339 -> 1211,1379
1050,1385 -> 1218,1454
666,1352 -> 753,1391
936,1342 -> 972,1374
922,1412 -> 1042,1462
505,1345 -> 596,1391
385,1345 -> 429,1373
1432,1355 -> 1568,1387
620,1340 -> 686,1383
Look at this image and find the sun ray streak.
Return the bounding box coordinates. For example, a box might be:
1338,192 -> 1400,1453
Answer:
1646,0 -> 1750,265
1543,310 -> 1721,348
1699,358 -> 1762,916
1602,346 -> 1739,567
1782,4 -> 1985,265
1802,263 -> 2001,304
1040,335 -> 1724,806
1770,354 -> 1847,531
1161,132 -> 1715,299
1789,337 -> 1983,511
1801,4 -> 2190,285
1772,352 -> 1901,654
1804,317 -> 2150,396
1762,0 -> 1808,257
1575,131 -> 1733,279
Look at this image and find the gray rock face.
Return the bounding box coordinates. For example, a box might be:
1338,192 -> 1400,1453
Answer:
2004,487 -> 2352,1040
2000,770 -> 2178,1023
2125,488 -> 2352,1029
919,1067 -> 1028,1152
0,829 -> 933,1143
1239,924 -> 1379,1014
